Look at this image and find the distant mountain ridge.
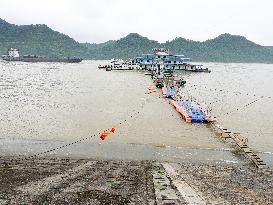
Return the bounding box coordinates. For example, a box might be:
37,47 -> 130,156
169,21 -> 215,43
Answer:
1,18 -> 273,63
0,18 -> 89,58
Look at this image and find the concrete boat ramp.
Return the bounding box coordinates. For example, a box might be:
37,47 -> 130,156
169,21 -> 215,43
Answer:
1,157 -> 273,205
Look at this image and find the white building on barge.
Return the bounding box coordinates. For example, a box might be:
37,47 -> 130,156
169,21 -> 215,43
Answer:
134,48 -> 210,73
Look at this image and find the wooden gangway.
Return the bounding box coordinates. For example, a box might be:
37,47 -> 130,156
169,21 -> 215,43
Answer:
211,123 -> 267,169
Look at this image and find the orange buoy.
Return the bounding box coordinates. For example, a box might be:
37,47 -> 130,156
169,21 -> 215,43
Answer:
100,132 -> 110,140
110,127 -> 116,133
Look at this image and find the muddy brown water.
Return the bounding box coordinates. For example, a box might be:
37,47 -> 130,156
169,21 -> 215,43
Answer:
0,60 -> 272,165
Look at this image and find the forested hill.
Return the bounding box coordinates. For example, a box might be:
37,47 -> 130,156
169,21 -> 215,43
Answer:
1,18 -> 273,63
266,46 -> 273,55
0,18 -> 89,58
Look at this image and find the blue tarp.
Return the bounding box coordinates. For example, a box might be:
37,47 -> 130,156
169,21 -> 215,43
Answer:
135,57 -> 192,62
166,87 -> 177,98
178,100 -> 207,123
191,108 -> 206,123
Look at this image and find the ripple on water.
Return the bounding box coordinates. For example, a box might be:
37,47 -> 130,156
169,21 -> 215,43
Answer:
0,61 -> 272,162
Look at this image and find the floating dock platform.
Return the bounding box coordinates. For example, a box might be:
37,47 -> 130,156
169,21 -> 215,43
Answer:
171,100 -> 192,123
170,99 -> 216,123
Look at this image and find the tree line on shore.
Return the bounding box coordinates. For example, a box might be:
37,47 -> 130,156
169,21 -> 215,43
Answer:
1,18 -> 273,63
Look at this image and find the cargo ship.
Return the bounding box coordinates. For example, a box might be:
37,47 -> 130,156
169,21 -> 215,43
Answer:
1,48 -> 82,63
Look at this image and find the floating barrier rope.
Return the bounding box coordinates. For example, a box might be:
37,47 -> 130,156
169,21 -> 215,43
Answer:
3,92 -> 153,166
5,84 -> 160,165
1,85 -> 166,166
186,84 -> 272,100
180,83 -> 273,117
223,96 -> 264,116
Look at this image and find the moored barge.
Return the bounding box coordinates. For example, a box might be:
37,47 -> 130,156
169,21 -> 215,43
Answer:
2,48 -> 82,63
135,48 -> 211,73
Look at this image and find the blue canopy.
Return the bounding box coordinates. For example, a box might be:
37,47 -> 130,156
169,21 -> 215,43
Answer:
136,57 -> 191,62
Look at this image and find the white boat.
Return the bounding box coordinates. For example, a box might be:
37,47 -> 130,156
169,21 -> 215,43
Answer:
110,59 -> 124,68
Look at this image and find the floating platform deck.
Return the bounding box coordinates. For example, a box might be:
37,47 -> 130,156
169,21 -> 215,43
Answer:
170,99 -> 216,123
171,100 -> 191,123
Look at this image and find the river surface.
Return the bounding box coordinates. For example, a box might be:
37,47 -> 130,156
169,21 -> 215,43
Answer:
0,60 -> 272,165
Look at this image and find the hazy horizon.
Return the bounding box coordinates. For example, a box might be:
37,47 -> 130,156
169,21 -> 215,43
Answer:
0,0 -> 272,46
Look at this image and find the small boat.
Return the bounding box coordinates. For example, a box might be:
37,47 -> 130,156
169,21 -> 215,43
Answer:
144,72 -> 152,75
173,77 -> 186,87
106,66 -> 112,71
146,85 -> 157,94
163,70 -> 174,77
98,64 -> 113,70
110,59 -> 124,68
98,65 -> 107,69
174,64 -> 211,73
190,65 -> 211,73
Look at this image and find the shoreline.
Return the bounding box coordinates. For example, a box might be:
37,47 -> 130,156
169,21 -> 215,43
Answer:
0,157 -> 273,204
1,137 -> 273,168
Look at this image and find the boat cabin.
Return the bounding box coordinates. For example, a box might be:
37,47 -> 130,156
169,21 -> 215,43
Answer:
135,48 -> 191,72
7,48 -> 20,58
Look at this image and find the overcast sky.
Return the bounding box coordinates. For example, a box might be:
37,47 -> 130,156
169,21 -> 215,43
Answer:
0,0 -> 272,45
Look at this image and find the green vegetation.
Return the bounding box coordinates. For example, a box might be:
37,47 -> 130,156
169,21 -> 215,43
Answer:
266,46 -> 273,55
1,18 -> 273,63
0,18 -> 89,58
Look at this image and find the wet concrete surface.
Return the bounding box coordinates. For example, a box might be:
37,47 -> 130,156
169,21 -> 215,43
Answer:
0,159 -> 155,205
0,158 -> 273,205
167,163 -> 273,205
